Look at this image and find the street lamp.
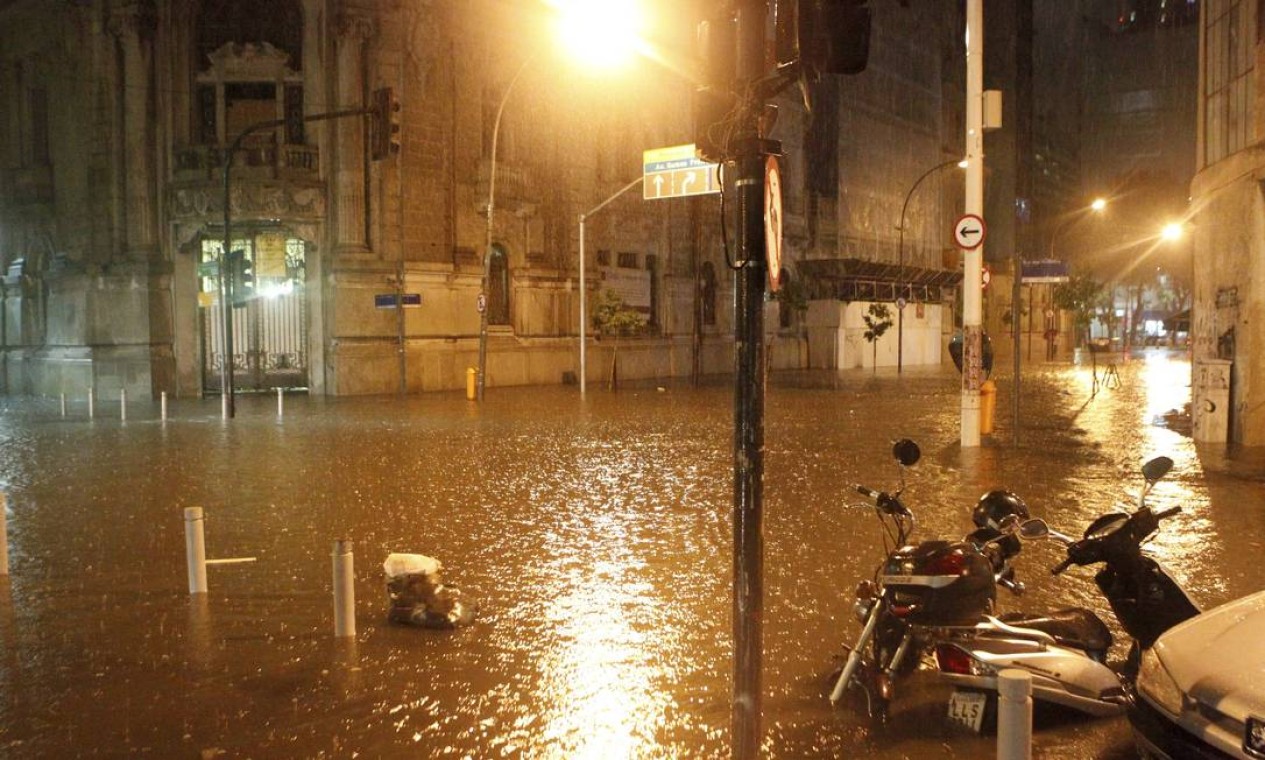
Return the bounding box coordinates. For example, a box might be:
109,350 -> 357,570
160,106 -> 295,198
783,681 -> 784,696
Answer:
476,55 -> 535,403
475,2 -> 646,401
896,158 -> 965,373
1160,221 -> 1183,241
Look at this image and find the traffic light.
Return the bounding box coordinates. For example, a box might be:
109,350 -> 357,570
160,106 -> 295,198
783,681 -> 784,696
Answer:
227,249 -> 254,307
693,12 -> 738,163
370,86 -> 401,161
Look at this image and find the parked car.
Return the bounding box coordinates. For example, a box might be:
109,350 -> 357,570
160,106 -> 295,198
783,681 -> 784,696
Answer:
1130,589 -> 1265,759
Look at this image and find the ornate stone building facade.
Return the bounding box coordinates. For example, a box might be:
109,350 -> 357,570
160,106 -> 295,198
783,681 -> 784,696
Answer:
0,0 -> 969,399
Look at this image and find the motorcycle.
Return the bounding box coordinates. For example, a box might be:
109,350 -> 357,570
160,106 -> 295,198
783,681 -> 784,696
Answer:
933,455 -> 1201,730
828,439 -> 1023,720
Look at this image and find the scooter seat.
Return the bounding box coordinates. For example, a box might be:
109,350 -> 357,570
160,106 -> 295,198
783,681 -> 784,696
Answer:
999,607 -> 1113,654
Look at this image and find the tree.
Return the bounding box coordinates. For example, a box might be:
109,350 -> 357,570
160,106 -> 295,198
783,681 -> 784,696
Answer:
1053,275 -> 1103,348
592,289 -> 646,390
862,302 -> 893,372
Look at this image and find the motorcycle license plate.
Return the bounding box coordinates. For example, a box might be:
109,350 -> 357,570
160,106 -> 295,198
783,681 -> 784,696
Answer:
948,689 -> 987,733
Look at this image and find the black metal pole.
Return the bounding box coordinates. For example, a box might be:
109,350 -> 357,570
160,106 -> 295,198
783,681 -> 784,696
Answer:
732,3 -> 766,758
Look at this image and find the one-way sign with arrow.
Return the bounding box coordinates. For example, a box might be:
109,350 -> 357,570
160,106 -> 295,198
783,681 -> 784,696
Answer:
953,214 -> 987,250
643,144 -> 721,200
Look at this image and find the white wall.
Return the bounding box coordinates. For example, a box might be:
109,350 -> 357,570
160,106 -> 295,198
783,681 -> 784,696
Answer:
808,300 -> 943,369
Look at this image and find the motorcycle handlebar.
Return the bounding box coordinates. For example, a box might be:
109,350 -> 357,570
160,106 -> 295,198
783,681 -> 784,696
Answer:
1153,506 -> 1182,520
1051,557 -> 1074,576
852,484 -> 910,518
854,484 -> 881,500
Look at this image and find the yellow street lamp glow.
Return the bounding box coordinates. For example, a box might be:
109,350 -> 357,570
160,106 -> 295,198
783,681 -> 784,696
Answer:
554,0 -> 644,69
1091,197 -> 1107,212
1161,222 -> 1183,241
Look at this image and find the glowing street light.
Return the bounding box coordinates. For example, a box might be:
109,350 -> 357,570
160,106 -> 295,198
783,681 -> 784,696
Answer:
1091,197 -> 1107,212
553,0 -> 646,69
1161,222 -> 1183,242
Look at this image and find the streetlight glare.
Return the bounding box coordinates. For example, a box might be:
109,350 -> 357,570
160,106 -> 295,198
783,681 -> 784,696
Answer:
554,0 -> 644,69
1091,197 -> 1107,212
1161,222 -> 1183,241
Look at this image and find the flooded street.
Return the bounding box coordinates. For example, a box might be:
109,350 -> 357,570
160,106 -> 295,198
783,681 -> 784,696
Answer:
1,352 -> 1263,758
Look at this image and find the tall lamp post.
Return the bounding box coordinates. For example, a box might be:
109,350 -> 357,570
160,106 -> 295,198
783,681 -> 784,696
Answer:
896,158 -> 963,373
476,55 -> 535,402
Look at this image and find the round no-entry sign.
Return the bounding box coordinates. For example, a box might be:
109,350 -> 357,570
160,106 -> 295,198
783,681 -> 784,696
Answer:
953,214 -> 986,250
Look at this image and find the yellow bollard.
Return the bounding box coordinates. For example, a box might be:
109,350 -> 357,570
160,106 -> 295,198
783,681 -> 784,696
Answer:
980,379 -> 997,434
466,367 -> 477,400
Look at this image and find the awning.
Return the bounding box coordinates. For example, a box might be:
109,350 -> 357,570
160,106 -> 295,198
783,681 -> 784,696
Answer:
797,258 -> 963,302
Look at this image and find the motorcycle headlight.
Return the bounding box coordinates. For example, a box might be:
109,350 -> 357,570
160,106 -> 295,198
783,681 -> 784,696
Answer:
1136,647 -> 1184,717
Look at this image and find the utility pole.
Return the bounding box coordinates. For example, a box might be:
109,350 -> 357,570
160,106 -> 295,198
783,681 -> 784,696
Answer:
731,3 -> 766,756
962,0 -> 985,447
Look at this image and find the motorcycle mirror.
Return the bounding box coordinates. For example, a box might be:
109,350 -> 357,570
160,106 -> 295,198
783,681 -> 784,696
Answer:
1141,456 -> 1174,483
1018,518 -> 1050,540
892,439 -> 921,467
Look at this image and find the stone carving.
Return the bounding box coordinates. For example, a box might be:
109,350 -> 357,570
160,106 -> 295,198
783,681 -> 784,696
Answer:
170,183 -> 326,221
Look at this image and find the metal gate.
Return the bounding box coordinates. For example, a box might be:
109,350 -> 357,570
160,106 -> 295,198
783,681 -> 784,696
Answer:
202,292 -> 308,391
200,234 -> 309,392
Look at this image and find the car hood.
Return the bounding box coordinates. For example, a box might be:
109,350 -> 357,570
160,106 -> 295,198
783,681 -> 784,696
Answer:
1155,590 -> 1265,719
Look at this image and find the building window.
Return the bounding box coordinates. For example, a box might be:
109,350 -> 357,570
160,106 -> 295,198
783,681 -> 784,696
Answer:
1203,0 -> 1253,166
618,251 -> 639,269
702,261 -> 717,327
646,254 -> 659,328
488,244 -> 510,325
194,0 -> 304,147
778,269 -> 793,329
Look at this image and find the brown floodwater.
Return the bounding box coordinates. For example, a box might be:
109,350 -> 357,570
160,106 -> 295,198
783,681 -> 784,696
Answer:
0,352 -> 1262,758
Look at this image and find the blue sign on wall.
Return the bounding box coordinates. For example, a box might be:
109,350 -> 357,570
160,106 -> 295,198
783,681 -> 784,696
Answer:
375,293 -> 422,309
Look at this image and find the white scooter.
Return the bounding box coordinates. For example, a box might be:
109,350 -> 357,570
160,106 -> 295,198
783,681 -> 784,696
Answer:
933,456 -> 1199,732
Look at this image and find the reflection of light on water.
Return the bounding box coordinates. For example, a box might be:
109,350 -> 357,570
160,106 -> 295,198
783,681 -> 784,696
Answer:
536,566 -> 669,760
1140,352 -> 1195,467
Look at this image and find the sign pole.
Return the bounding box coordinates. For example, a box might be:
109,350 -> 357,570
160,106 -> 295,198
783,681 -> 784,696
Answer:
962,0 -> 985,448
731,2 -> 767,757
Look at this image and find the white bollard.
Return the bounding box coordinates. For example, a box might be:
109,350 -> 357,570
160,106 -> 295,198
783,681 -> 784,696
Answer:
0,492 -> 8,577
277,387 -> 283,416
221,392 -> 228,420
161,391 -> 168,421
120,388 -> 127,421
88,386 -> 95,419
184,507 -> 208,594
332,539 -> 355,638
997,669 -> 1033,760
60,393 -> 67,417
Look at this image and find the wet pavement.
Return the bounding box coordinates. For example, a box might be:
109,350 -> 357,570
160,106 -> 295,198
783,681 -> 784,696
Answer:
0,351 -> 1263,758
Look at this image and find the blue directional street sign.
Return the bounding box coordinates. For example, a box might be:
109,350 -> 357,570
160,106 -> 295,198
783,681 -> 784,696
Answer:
643,144 -> 721,200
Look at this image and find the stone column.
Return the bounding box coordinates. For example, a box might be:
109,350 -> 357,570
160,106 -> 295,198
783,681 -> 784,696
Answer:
332,12 -> 374,257
108,2 -> 159,262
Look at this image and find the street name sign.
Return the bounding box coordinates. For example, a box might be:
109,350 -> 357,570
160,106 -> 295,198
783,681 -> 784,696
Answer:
643,144 -> 721,200
375,293 -> 421,309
